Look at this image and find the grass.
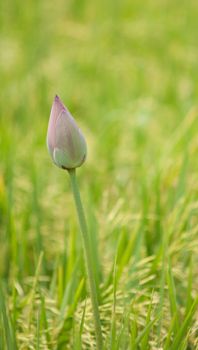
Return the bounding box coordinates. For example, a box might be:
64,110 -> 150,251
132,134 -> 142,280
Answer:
0,0 -> 198,348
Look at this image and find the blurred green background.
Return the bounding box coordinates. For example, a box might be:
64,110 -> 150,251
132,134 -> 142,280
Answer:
0,0 -> 198,348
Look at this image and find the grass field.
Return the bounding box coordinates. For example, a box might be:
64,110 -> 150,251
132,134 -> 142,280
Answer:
0,0 -> 198,348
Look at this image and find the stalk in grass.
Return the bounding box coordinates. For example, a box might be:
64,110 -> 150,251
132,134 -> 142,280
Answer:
46,95 -> 103,349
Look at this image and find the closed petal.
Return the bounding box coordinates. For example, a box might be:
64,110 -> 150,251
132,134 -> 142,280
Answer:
47,95 -> 87,169
55,110 -> 87,168
47,95 -> 65,154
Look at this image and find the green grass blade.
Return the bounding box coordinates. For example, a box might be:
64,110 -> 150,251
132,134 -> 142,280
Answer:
170,296 -> 198,350
166,259 -> 179,334
0,286 -> 18,350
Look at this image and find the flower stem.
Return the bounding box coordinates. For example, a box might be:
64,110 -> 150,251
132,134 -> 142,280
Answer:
68,168 -> 103,349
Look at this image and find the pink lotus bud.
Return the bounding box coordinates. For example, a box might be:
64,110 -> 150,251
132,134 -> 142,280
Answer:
47,95 -> 87,170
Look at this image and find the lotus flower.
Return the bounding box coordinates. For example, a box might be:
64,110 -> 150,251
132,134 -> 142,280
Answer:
47,95 -> 87,170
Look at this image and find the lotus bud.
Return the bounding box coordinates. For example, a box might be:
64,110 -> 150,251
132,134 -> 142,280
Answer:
47,95 -> 87,170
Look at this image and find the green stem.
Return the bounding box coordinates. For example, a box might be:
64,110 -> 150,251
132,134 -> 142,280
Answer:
68,168 -> 103,349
